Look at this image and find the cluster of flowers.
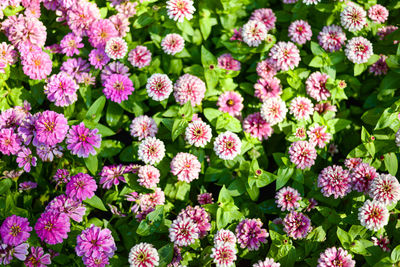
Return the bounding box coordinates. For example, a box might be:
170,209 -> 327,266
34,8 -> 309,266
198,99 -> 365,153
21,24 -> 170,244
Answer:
0,102 -> 101,174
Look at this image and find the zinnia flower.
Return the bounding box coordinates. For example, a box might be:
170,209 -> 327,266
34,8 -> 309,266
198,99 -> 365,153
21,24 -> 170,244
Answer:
65,173 -> 97,202
44,72 -> 78,107
288,20 -> 312,45
317,247 -> 355,267
66,122 -> 102,158
213,131 -> 241,160
34,111 -> 69,147
289,97 -> 314,120
368,4 -> 388,23
146,73 -> 173,101
289,141 -> 317,169
25,247 -> 51,267
275,186 -> 301,211
305,72 -> 330,102
34,211 -> 70,245
269,41 -> 300,71
138,137 -> 165,165
340,3 -> 367,32
103,74 -> 134,103
318,25 -> 347,52
318,165 -> 352,199
254,77 -> 282,101
0,215 -> 32,246
260,97 -> 287,126
185,120 -> 212,147
161,33 -> 185,55
138,165 -> 160,189
369,173 -> 400,206
75,225 -> 117,259
242,20 -> 268,47
345,37 -> 373,64
351,163 -> 378,193
250,8 -> 276,31
358,200 -> 389,231
236,218 -> 268,251
170,152 -> 201,183
166,0 -> 195,22
173,74 -> 206,106
128,243 -> 159,267
130,115 -> 158,141
210,245 -> 237,267
105,37 -> 128,60
243,112 -> 273,141
169,216 -> 199,247
128,45 -> 152,69
283,211 -> 312,239
217,54 -> 241,71
217,91 -> 244,117
253,258 -> 281,267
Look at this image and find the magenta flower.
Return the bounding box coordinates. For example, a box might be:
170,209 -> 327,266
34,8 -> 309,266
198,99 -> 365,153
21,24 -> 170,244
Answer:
198,192 -> 214,205
242,20 -> 268,47
250,8 -> 276,31
283,211 -> 312,239
66,122 -> 101,158
34,211 -> 70,245
103,74 -> 134,103
22,51 -> 52,80
44,72 -> 78,107
243,112 -> 273,141
369,55 -> 388,76
0,128 -> 21,155
213,131 -> 242,160
236,218 -> 268,251
16,147 -> 37,172
60,57 -> 90,82
88,48 -> 110,70
318,165 -> 352,199
166,0 -> 195,22
289,141 -> 317,170
45,195 -> 86,223
350,163 -> 378,193
25,246 -> 51,267
275,186 -> 302,211
75,225 -> 117,259
99,164 -> 128,189
128,243 -> 159,267
19,181 -> 37,191
34,111 -> 69,146
0,215 -> 32,246
88,19 -> 118,48
288,20 -> 312,45
161,33 -> 185,55
66,173 -> 97,202
254,77 -> 282,101
128,45 -> 152,69
82,253 -> 109,267
60,33 -> 84,57
52,169 -> 70,187
101,61 -> 130,84
169,215 -> 199,247
178,206 -> 211,238
217,54 -> 241,71
317,247 -> 355,267
217,91 -> 244,117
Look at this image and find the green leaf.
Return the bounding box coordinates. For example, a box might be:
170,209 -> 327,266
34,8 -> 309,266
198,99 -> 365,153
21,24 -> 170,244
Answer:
137,207 -> 164,236
84,155 -> 98,175
375,107 -> 398,130
310,42 -> 325,56
204,167 -> 231,182
158,244 -> 174,267
95,123 -> 115,137
201,46 -> 217,67
204,108 -> 223,124
133,14 -> 154,28
276,167 -> 294,190
106,102 -> 123,127
384,153 -> 398,176
350,239 -> 373,256
0,179 -> 12,195
86,96 -> 106,123
309,56 -> 324,68
179,101 -> 194,121
337,227 -> 352,249
354,63 -> 367,76
84,195 -> 107,211
391,245 -> 400,263
176,182 -> 191,201
171,119 -> 188,141
199,9 -> 218,40
218,185 -> 233,204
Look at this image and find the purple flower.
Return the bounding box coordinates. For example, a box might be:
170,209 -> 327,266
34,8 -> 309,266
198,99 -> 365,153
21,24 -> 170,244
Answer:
66,173 -> 97,202
34,211 -> 71,245
60,33 -> 84,57
44,72 -> 78,107
0,242 -> 29,264
75,225 -> 117,259
103,73 -> 134,103
16,147 -> 37,172
34,111 -> 69,146
25,246 -> 51,267
0,215 -> 32,246
235,218 -> 269,251
60,57 -> 90,82
19,181 -> 37,191
89,48 -> 110,69
52,169 -> 70,187
66,122 -> 101,158
45,195 -> 86,223
178,206 -> 211,238
99,164 -> 128,189
283,211 -> 312,239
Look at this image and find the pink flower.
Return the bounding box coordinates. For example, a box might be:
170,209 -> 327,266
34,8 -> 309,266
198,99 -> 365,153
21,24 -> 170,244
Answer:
82,254 -> 109,267
89,48 -> 110,70
210,245 -> 237,267
146,73 -> 173,101
88,19 -> 118,48
345,37 -> 373,64
217,91 -> 244,117
44,72 -> 78,107
66,122 -> 102,158
109,14 -> 130,38
254,77 -> 282,101
295,127 -> 306,139
198,192 -> 213,205
289,97 -> 314,120
16,147 -> 37,172
138,165 -> 160,189
169,216 -> 199,247
66,173 -> 97,202
307,124 -> 331,148
217,54 -> 241,71
45,195 -> 86,223
34,111 -> 69,146
75,225 -> 116,259
173,74 -> 206,106
303,0 -> 320,4
60,33 -> 83,57
350,163 -> 377,193
368,4 -> 388,23
185,120 -> 212,147
166,0 -> 195,22
170,152 -> 201,183
340,3 -> 367,32
250,8 -> 276,31
230,28 -> 243,42
236,218 -> 268,251
344,158 -> 362,170
317,247 -> 355,267
0,215 -> 32,246
0,42 -> 18,66
34,211 -> 70,245
19,181 -> 37,191
214,229 -> 236,247
60,57 -> 90,82
318,25 -> 347,52
5,16 -> 47,48
128,45 -> 152,68
52,169 -> 70,187
242,20 -> 268,47
25,247 -> 51,267
288,20 -> 312,45
369,55 -> 388,76
372,236 -> 390,252
130,115 -> 158,141
306,72 -> 330,102
138,137 -> 165,165
178,206 -> 211,238
66,0 -> 100,36
275,186 -> 301,211
253,258 -> 281,267
358,200 -> 389,231
128,243 -> 159,267
315,102 -> 337,114
377,26 -> 398,40
269,41 -> 300,71
22,51 -> 52,80
161,33 -> 185,55
256,58 -> 278,79
0,128 -> 21,155
103,74 -> 134,103
105,37 -> 128,60
260,97 -> 287,126
369,174 -> 400,206
289,141 -> 317,169
318,165 -> 352,199
213,131 -> 241,160
99,164 -> 128,189
243,112 -> 273,141
283,211 -> 312,239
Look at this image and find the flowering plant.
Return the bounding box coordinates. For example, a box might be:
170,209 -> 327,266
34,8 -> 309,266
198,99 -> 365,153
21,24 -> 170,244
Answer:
0,0 -> 400,266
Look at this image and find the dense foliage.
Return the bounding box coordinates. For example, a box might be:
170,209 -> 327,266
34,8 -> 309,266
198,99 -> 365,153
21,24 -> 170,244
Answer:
1,0 -> 400,266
